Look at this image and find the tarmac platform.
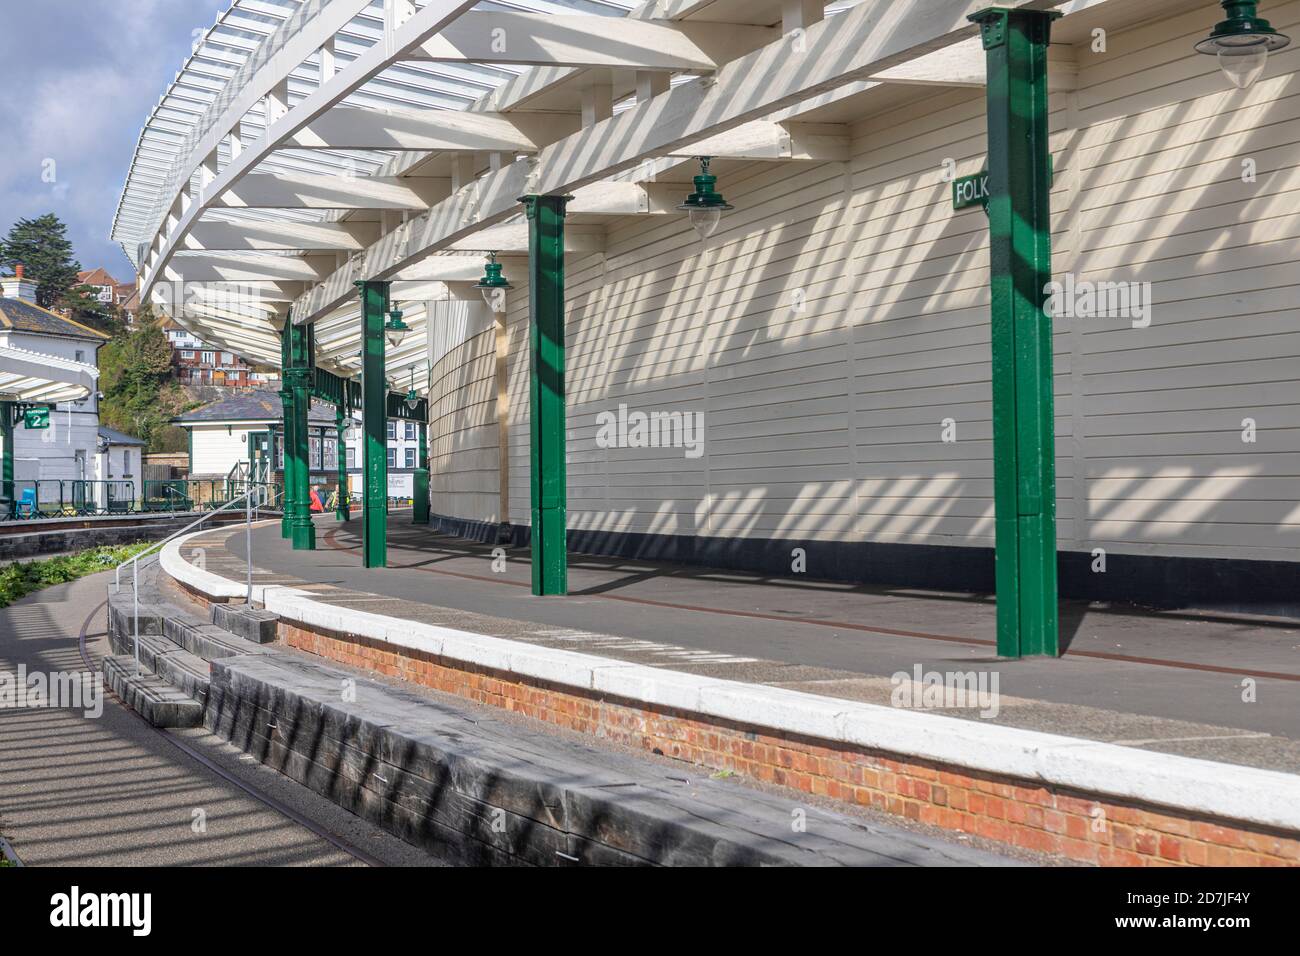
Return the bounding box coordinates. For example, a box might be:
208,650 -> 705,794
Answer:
183,513 -> 1300,776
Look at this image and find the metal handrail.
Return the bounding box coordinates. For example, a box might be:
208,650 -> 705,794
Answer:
111,483 -> 277,677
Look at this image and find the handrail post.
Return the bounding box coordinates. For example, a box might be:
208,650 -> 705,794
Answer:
246,487 -> 254,606
132,555 -> 141,676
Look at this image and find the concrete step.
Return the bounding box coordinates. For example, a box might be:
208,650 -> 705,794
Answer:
154,648 -> 212,704
103,656 -> 203,729
163,616 -> 275,662
211,603 -> 279,644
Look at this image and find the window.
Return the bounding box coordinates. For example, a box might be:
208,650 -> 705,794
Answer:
386,449 -> 396,468
386,421 -> 395,440
404,448 -> 416,469
221,352 -> 233,365
404,422 -> 416,441
181,350 -> 194,360
346,447 -> 356,468
75,350 -> 85,363
123,451 -> 132,476
201,351 -> 215,364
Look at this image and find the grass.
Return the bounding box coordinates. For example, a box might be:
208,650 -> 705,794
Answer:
0,542 -> 157,610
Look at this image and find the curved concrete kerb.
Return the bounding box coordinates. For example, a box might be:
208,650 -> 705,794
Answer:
160,533 -> 1300,836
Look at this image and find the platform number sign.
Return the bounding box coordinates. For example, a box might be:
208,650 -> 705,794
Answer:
23,407 -> 51,430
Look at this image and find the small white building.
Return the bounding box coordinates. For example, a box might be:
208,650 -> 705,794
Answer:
96,426 -> 145,509
174,388 -> 419,498
0,269 -> 111,505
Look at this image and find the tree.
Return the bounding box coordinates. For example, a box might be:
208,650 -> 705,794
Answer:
61,283 -> 125,337
0,214 -> 81,309
97,303 -> 188,453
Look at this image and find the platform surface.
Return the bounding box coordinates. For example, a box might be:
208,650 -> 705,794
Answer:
183,515 -> 1300,775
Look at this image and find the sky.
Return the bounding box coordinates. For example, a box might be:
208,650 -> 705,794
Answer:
0,0 -> 230,283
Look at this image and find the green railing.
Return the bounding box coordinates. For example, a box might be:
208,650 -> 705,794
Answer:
141,478 -> 259,513
4,480 -> 136,519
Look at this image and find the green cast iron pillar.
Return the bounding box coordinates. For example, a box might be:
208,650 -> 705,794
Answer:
335,405 -> 351,521
521,194 -> 571,596
284,319 -> 316,551
413,415 -> 429,525
356,280 -> 390,568
1,402 -> 14,519
972,7 -> 1060,658
279,327 -> 295,539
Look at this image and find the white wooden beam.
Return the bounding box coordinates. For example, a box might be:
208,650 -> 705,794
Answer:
446,222 -> 606,254
213,173 -> 450,210
165,254 -> 336,283
783,0 -> 825,35
870,36 -> 986,87
672,121 -> 850,162
568,181 -> 679,216
392,257 -> 493,283
284,106 -> 580,153
185,220 -> 379,252
410,13 -> 776,73
293,0 -> 1096,324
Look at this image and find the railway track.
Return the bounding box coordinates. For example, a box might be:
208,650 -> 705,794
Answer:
76,600 -> 385,868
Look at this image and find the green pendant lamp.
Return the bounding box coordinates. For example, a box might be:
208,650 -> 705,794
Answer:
1196,1 -> 1290,89
474,252 -> 512,312
678,157 -> 734,239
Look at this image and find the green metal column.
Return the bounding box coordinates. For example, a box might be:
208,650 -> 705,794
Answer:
279,328 -> 295,539
972,7 -> 1060,658
284,319 -> 316,551
413,414 -> 429,525
1,403 -> 14,520
356,281 -> 389,568
335,406 -> 351,521
522,195 -> 571,596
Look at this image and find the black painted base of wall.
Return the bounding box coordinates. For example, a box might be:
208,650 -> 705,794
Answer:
429,512 -> 1300,620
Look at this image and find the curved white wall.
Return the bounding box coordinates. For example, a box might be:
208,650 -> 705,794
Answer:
429,4 -> 1300,565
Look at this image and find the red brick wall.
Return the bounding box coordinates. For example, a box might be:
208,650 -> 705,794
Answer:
278,620 -> 1300,867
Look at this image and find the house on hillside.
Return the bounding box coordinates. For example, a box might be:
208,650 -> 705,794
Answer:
0,267 -> 111,500
173,389 -> 418,499
75,268 -> 139,322
160,316 -> 266,387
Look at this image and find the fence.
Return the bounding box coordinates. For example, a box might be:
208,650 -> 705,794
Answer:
4,480 -> 136,518
1,477 -> 282,520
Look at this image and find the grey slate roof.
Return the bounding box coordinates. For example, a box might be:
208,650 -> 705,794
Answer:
173,389 -> 336,425
98,425 -> 145,446
0,297 -> 111,341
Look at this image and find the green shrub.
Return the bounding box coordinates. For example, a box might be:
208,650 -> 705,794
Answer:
0,542 -> 156,609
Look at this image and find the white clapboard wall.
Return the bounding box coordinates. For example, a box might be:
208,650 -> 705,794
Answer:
428,2 -> 1300,565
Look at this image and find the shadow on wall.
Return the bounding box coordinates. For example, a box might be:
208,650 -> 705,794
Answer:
429,13 -> 1300,612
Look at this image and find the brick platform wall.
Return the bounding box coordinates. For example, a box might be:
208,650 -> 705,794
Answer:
278,619 -> 1300,867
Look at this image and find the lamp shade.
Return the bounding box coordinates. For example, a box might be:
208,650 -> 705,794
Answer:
678,157 -> 734,239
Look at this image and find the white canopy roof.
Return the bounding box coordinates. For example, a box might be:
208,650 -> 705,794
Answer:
111,0 -> 1120,394
0,344 -> 99,405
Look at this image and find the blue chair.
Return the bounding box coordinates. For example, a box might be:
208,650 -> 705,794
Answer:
16,488 -> 37,518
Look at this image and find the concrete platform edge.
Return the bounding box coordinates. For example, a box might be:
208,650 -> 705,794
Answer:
160,533 -> 1300,837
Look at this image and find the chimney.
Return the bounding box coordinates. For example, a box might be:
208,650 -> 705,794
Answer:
1,263 -> 39,304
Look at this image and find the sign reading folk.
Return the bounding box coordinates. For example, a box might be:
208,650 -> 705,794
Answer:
953,158 -> 1055,211
953,172 -> 990,210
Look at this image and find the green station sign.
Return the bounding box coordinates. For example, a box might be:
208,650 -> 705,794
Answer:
22,407 -> 50,430
953,157 -> 1055,212
953,172 -> 990,210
